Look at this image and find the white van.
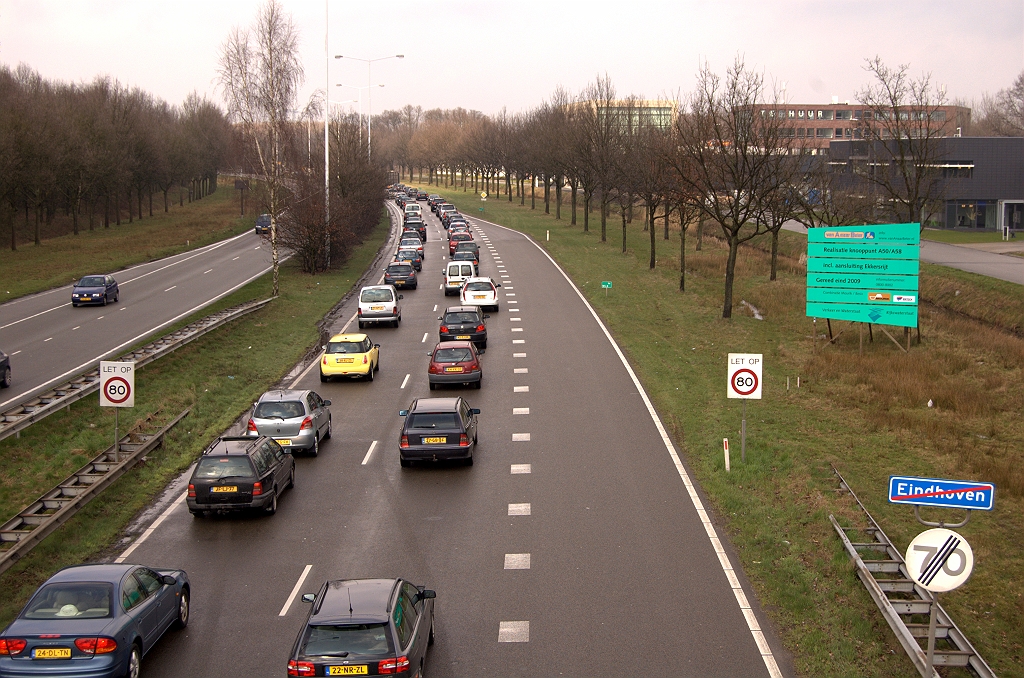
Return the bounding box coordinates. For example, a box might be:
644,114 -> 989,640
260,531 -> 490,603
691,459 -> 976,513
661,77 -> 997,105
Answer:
443,262 -> 475,296
404,203 -> 422,219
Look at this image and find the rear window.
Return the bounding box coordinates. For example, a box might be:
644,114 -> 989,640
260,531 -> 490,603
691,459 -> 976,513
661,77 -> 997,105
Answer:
399,240 -> 420,248
408,413 -> 460,429
388,265 -> 413,274
194,456 -> 255,479
78,276 -> 106,287
456,243 -> 478,252
300,623 -> 392,657
444,312 -> 480,324
254,401 -> 305,419
327,341 -> 365,354
22,583 -> 113,620
434,347 -> 473,362
452,252 -> 475,261
452,233 -> 470,240
397,250 -> 419,259
361,289 -> 393,303
465,282 -> 493,292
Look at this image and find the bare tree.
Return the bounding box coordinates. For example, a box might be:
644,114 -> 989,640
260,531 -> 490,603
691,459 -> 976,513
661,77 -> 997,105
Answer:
218,0 -> 304,296
984,70 -> 1024,136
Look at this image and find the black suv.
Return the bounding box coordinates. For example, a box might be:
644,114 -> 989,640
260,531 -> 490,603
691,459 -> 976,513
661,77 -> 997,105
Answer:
186,436 -> 295,517
399,397 -> 479,466
289,578 -> 435,678
404,216 -> 427,241
438,306 -> 488,348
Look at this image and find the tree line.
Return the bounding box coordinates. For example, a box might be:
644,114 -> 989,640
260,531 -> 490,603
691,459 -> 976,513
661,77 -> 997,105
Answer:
372,61 -> 1024,318
0,64 -> 231,250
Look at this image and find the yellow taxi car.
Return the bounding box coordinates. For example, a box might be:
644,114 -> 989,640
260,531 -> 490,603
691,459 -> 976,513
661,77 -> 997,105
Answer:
319,333 -> 380,382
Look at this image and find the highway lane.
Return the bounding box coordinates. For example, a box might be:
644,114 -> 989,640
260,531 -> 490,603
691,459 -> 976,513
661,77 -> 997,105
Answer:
0,230 -> 274,409
120,202 -> 790,677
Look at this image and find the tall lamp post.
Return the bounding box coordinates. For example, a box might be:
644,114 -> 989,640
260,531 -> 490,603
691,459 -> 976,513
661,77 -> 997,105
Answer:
336,83 -> 384,146
334,54 -> 404,160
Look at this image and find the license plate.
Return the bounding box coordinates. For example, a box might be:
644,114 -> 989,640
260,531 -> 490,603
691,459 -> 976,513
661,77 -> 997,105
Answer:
456,335 -> 471,340
339,358 -> 354,363
474,295 -> 486,299
444,366 -> 464,372
371,305 -> 384,311
328,667 -> 368,676
274,439 -> 291,446
211,486 -> 237,493
33,648 -> 71,659
422,437 -> 446,444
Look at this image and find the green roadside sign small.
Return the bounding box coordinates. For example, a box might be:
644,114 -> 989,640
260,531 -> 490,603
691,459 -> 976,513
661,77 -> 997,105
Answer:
601,281 -> 612,289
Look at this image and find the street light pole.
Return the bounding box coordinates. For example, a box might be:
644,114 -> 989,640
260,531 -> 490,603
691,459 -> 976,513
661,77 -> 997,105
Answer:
336,84 -> 382,147
335,54 -> 404,160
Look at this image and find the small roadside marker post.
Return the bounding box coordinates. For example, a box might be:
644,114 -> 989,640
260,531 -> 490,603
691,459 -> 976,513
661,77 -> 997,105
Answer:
601,281 -> 612,297
727,354 -> 762,463
723,438 -> 730,472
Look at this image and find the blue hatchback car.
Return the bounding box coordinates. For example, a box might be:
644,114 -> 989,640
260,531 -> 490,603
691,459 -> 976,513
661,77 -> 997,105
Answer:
71,276 -> 119,307
0,563 -> 189,678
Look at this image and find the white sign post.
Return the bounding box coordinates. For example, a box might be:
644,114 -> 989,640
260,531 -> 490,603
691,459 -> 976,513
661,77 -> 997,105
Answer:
727,353 -> 762,463
905,528 -> 974,675
100,361 -> 135,460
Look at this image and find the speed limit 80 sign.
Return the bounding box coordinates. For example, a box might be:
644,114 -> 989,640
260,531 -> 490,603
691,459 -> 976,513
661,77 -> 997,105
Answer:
100,361 -> 135,408
727,353 -> 762,399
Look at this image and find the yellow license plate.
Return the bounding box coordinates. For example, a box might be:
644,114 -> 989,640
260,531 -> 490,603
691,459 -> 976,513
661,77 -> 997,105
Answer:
338,358 -> 354,363
444,366 -> 464,372
33,648 -> 71,659
274,439 -> 291,446
473,295 -> 486,299
422,437 -> 445,444
328,667 -> 368,676
455,335 -> 471,340
371,305 -> 384,311
211,486 -> 237,493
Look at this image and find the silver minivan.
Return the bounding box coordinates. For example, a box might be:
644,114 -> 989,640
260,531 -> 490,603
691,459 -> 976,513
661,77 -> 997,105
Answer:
248,389 -> 332,456
358,285 -> 403,328
444,262 -> 475,296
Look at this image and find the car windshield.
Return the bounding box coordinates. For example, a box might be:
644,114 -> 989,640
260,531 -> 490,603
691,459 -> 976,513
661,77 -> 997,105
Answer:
194,456 -> 255,479
408,412 -> 460,429
327,341 -> 365,354
22,583 -> 114,620
254,401 -> 304,419
444,312 -> 480,324
434,347 -> 473,362
78,276 -> 105,287
388,265 -> 413,274
465,282 -> 493,292
360,289 -> 393,303
301,623 -> 392,657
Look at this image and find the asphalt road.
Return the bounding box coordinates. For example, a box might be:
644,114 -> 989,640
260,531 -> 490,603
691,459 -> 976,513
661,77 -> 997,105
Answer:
116,203 -> 790,677
0,230 -> 274,410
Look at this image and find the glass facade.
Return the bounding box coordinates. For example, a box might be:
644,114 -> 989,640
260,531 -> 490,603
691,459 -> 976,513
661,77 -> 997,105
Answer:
946,200 -> 997,229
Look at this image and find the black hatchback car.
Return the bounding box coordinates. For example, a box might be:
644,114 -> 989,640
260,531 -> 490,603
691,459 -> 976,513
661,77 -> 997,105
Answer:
384,262 -> 417,289
438,306 -> 488,349
72,275 -> 119,307
399,397 -> 479,466
186,436 -> 295,517
289,578 -> 434,678
0,349 -> 9,388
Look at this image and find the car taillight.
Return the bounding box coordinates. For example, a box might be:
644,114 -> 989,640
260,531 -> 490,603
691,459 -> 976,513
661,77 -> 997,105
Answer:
459,434 -> 470,447
467,363 -> 479,371
300,416 -> 313,431
252,482 -> 263,496
440,326 -> 448,333
363,355 -> 368,364
0,639 -> 26,656
247,418 -> 258,433
476,324 -> 485,332
322,356 -> 328,365
378,656 -> 410,674
400,435 -> 409,449
188,484 -> 196,498
428,363 -> 439,374
75,637 -> 116,654
287,660 -> 315,676
357,307 -> 363,316
393,306 -> 399,315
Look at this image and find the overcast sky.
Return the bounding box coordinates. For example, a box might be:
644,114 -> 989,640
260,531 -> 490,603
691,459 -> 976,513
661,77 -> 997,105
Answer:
2,0 -> 1022,117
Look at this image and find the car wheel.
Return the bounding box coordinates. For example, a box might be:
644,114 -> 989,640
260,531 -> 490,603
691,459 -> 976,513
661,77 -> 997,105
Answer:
311,436 -> 319,457
265,490 -> 278,515
428,614 -> 435,645
255,227 -> 259,235
358,321 -> 366,330
189,510 -> 204,518
375,357 -> 380,372
0,366 -> 10,388
428,382 -> 436,391
124,643 -> 141,678
366,366 -> 374,382
400,457 -> 411,468
287,466 -> 295,489
101,295 -> 108,306
464,454 -> 474,467
319,371 -> 328,383
474,378 -> 482,389
480,340 -> 487,349
114,292 -> 119,303
324,417 -> 332,440
172,588 -> 190,629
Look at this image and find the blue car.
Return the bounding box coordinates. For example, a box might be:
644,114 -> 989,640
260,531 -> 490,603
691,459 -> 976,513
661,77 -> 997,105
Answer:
255,214 -> 272,235
0,563 -> 190,678
71,276 -> 118,307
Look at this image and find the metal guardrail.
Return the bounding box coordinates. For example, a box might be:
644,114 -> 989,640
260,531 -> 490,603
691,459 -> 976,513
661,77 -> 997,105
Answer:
0,297 -> 273,444
0,409 -> 190,575
829,466 -> 996,678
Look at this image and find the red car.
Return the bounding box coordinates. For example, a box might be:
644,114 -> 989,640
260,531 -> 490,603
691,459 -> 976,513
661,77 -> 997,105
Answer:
448,231 -> 473,255
427,341 -> 482,389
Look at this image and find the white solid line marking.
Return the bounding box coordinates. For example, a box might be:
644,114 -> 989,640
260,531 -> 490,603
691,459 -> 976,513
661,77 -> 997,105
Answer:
421,332 -> 428,343
512,433 -> 531,441
432,304 -> 437,312
10,350 -> 21,356
401,374 -> 410,389
511,327 -> 523,332
514,368 -> 528,374
513,407 -> 529,414
513,385 -> 529,392
361,440 -> 378,465
504,553 -> 531,569
43,337 -> 52,342
508,503 -> 531,516
115,492 -> 187,563
203,269 -> 213,274
498,621 -> 530,643
512,339 -> 525,344
513,352 -> 526,357
164,286 -> 176,292
232,256 -> 240,261
278,564 -> 314,616
511,463 -> 532,474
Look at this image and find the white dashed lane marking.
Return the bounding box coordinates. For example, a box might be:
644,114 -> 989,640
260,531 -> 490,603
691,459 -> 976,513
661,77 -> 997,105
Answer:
10,350 -> 21,356
512,339 -> 525,344
71,327 -> 79,331
232,256 -> 240,261
361,441 -> 378,465
513,407 -> 530,414
511,328 -> 523,332
513,386 -> 529,392
512,433 -> 531,442
432,304 -> 437,312
421,333 -> 428,343
506,293 -> 516,297
278,564 -> 313,617
508,503 -> 531,516
513,352 -> 526,358
498,621 -> 530,642
504,553 -> 531,569
43,337 -> 52,342
510,317 -> 521,321
511,463 -> 532,474
164,286 -> 176,292
400,374 -> 410,389
203,269 -> 213,274
514,368 -> 528,374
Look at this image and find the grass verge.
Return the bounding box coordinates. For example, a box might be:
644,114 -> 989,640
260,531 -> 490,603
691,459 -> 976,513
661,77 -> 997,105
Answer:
419,182 -> 1024,677
922,229 -> 1009,244
0,214 -> 390,627
0,180 -> 253,301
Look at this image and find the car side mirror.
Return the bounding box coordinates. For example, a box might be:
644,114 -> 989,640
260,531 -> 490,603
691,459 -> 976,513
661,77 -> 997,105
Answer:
161,575 -> 176,586
416,590 -> 436,602
399,410 -> 409,416
398,295 -> 404,300
483,315 -> 491,319
323,400 -> 332,407
496,284 -> 502,287
471,408 -> 480,415
301,593 -> 316,604
374,344 -> 380,348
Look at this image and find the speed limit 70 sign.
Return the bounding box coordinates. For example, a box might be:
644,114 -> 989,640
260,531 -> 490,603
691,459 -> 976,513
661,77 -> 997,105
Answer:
727,353 -> 762,399
100,361 -> 135,408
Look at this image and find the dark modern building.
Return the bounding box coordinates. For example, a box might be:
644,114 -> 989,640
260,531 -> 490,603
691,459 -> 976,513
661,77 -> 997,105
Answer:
828,137 -> 1024,231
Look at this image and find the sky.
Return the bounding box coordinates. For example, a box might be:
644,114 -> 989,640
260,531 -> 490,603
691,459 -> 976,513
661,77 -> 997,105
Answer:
2,0 -> 1022,117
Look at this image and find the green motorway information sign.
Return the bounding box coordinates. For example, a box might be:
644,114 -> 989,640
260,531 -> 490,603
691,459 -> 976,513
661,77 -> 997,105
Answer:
806,223 -> 920,328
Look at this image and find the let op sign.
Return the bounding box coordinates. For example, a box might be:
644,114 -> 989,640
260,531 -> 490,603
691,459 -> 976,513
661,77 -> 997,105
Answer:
806,223 -> 920,328
100,361 -> 135,408
727,354 -> 762,399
